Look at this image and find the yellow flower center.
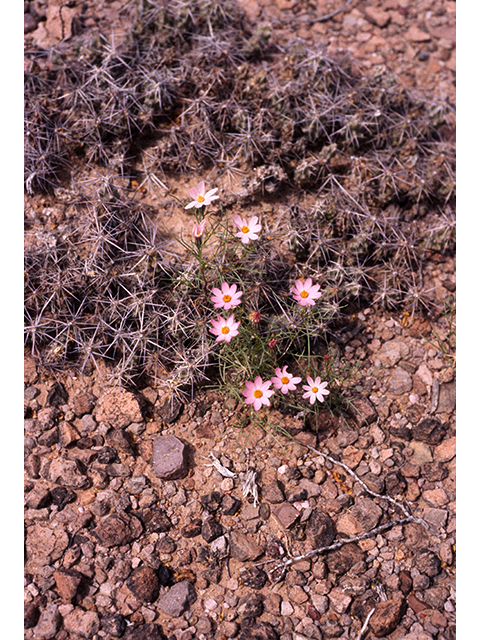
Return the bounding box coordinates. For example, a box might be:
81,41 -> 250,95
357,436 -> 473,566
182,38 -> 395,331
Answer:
223,294 -> 232,303
221,326 -> 230,334
311,386 -> 318,393
281,376 -> 290,385
253,389 -> 263,398
241,225 -> 250,233
300,290 -> 309,298
197,194 -> 205,203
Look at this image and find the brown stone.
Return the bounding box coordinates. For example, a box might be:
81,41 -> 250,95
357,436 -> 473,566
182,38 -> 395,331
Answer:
94,388 -> 143,429
152,435 -> 189,480
369,598 -> 407,637
364,6 -> 391,28
272,502 -> 300,529
92,512 -> 143,547
54,569 -> 83,602
126,566 -> 160,603
229,530 -> 264,562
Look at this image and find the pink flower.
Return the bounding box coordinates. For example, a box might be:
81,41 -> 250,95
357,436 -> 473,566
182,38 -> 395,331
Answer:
192,219 -> 206,238
210,282 -> 243,311
292,277 -> 322,306
242,376 -> 275,411
302,376 -> 330,404
209,314 -> 240,343
271,366 -> 302,395
185,181 -> 219,209
233,215 -> 261,244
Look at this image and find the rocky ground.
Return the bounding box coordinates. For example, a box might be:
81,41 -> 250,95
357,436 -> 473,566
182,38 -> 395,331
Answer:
24,1 -> 456,639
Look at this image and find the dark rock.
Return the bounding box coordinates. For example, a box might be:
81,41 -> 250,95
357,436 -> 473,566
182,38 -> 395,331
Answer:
326,543 -> 365,576
153,435 -> 189,480
399,570 -> 413,595
201,491 -> 223,513
141,506 -> 172,533
285,466 -> 302,480
389,426 -> 413,441
369,598 -> 407,637
203,558 -> 223,584
156,535 -> 176,554
202,517 -> 224,543
106,430 -> 135,455
404,522 -> 430,549
126,566 -> 160,603
229,530 -> 265,562
305,508 -> 337,547
37,426 -> 59,447
181,519 -> 202,538
421,461 -> 449,482
100,613 -> 126,637
97,446 -> 118,464
437,381 -> 456,413
385,470 -> 407,496
319,614 -> 345,638
156,395 -> 184,424
95,388 -> 143,429
24,603 -> 40,629
37,407 -> 59,431
92,512 -> 143,547
259,503 -> 270,520
347,393 -> 378,427
238,621 -> 278,640
47,383 -> 69,407
237,593 -> 264,618
53,569 -> 83,602
262,480 -> 285,504
415,549 -> 442,577
157,580 -> 197,617
220,494 -> 242,515
50,486 -> 77,510
158,564 -> 173,586
24,12 -> 39,33
123,624 -> 164,640
362,473 -> 385,494
239,566 -> 268,589
105,463 -> 131,477
412,418 -> 447,445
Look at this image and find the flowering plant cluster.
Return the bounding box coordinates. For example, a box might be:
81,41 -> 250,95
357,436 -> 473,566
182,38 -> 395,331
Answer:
181,180 -> 332,416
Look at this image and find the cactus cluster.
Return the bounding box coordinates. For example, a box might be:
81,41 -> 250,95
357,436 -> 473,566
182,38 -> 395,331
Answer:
24,0 -> 455,391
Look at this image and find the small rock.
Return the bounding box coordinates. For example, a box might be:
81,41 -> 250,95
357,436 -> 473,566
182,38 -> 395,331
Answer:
326,543 -> 365,576
385,470 -> 407,496
48,458 -> 89,489
141,506 -> 172,533
415,549 -> 441,577
211,535 -> 228,558
305,508 -> 336,546
364,6 -> 390,28
157,581 -> 197,617
262,480 -> 285,503
63,608 -> 100,638
58,421 -> 80,447
435,436 -> 456,462
24,603 -> 40,629
94,388 -> 143,429
181,519 -> 202,538
229,530 -> 264,562
47,382 -> 69,407
24,453 -> 41,479
25,524 -> 69,572
280,600 -> 294,615
201,517 -> 224,543
100,613 -> 126,637
126,566 -> 160,603
123,623 -> 164,640
156,395 -> 184,424
437,381 -> 456,413
73,393 -> 96,417
106,429 -> 134,455
272,502 -> 300,529
389,367 -> 412,395
25,485 -> 51,510
410,441 -> 433,464
350,497 -> 383,531
422,488 -> 448,507
53,569 -> 83,602
328,586 -> 352,614
238,621 -> 279,640
237,593 -> 264,618
32,603 -> 61,639
153,435 -> 189,480
220,494 -> 242,515
347,393 -> 378,427
24,357 -> 38,384
407,26 -> 432,42
50,487 -> 77,511
92,512 -> 143,547
376,339 -> 409,367
239,566 -> 268,589
412,418 -> 447,445
369,598 -> 406,637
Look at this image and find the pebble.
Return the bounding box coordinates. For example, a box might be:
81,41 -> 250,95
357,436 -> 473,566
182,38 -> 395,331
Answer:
153,435 -> 189,480
157,581 -> 197,617
63,609 -> 100,638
